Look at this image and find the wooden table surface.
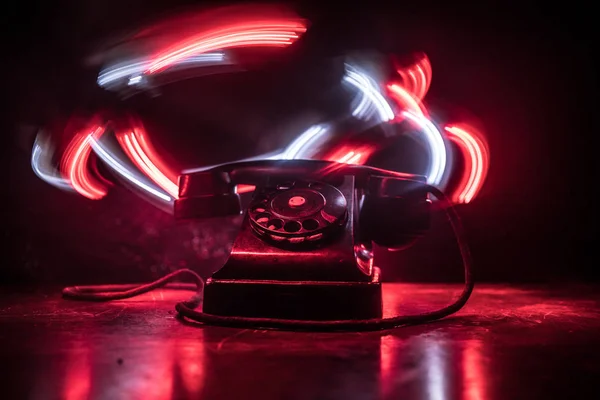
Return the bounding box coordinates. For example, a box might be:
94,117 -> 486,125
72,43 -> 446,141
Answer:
1,283 -> 599,399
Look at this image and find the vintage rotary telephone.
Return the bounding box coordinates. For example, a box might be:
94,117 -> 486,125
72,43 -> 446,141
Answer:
63,159 -> 474,331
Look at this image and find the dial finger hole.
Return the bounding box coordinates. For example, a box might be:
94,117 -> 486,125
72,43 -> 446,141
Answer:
284,220 -> 302,233
302,218 -> 319,230
256,213 -> 271,225
267,219 -> 284,230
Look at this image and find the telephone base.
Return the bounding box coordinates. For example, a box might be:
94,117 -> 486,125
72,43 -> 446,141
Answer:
202,267 -> 382,321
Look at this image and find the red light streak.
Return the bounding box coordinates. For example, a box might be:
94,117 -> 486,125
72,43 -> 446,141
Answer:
337,151 -> 356,164
147,21 -> 306,74
387,54 -> 431,121
61,125 -> 108,200
236,184 -> 256,194
395,54 -> 432,100
326,145 -> 376,166
387,83 -> 427,117
41,24 -> 489,209
346,153 -> 362,164
117,128 -> 180,199
444,125 -> 489,203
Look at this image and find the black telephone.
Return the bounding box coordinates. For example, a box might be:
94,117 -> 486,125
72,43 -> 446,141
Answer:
64,160 -> 473,331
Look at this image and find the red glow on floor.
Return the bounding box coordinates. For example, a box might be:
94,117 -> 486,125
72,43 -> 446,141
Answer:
145,343 -> 175,400
462,340 -> 487,400
444,125 -> 490,203
60,125 -> 108,200
379,335 -> 397,399
63,343 -> 91,400
176,336 -> 206,397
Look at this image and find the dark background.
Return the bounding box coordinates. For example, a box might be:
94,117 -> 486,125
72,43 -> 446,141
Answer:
4,1 -> 596,284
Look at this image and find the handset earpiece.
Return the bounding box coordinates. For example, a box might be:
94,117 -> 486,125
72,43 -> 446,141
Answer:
359,175 -> 431,250
175,170 -> 241,219
175,160 -> 339,220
